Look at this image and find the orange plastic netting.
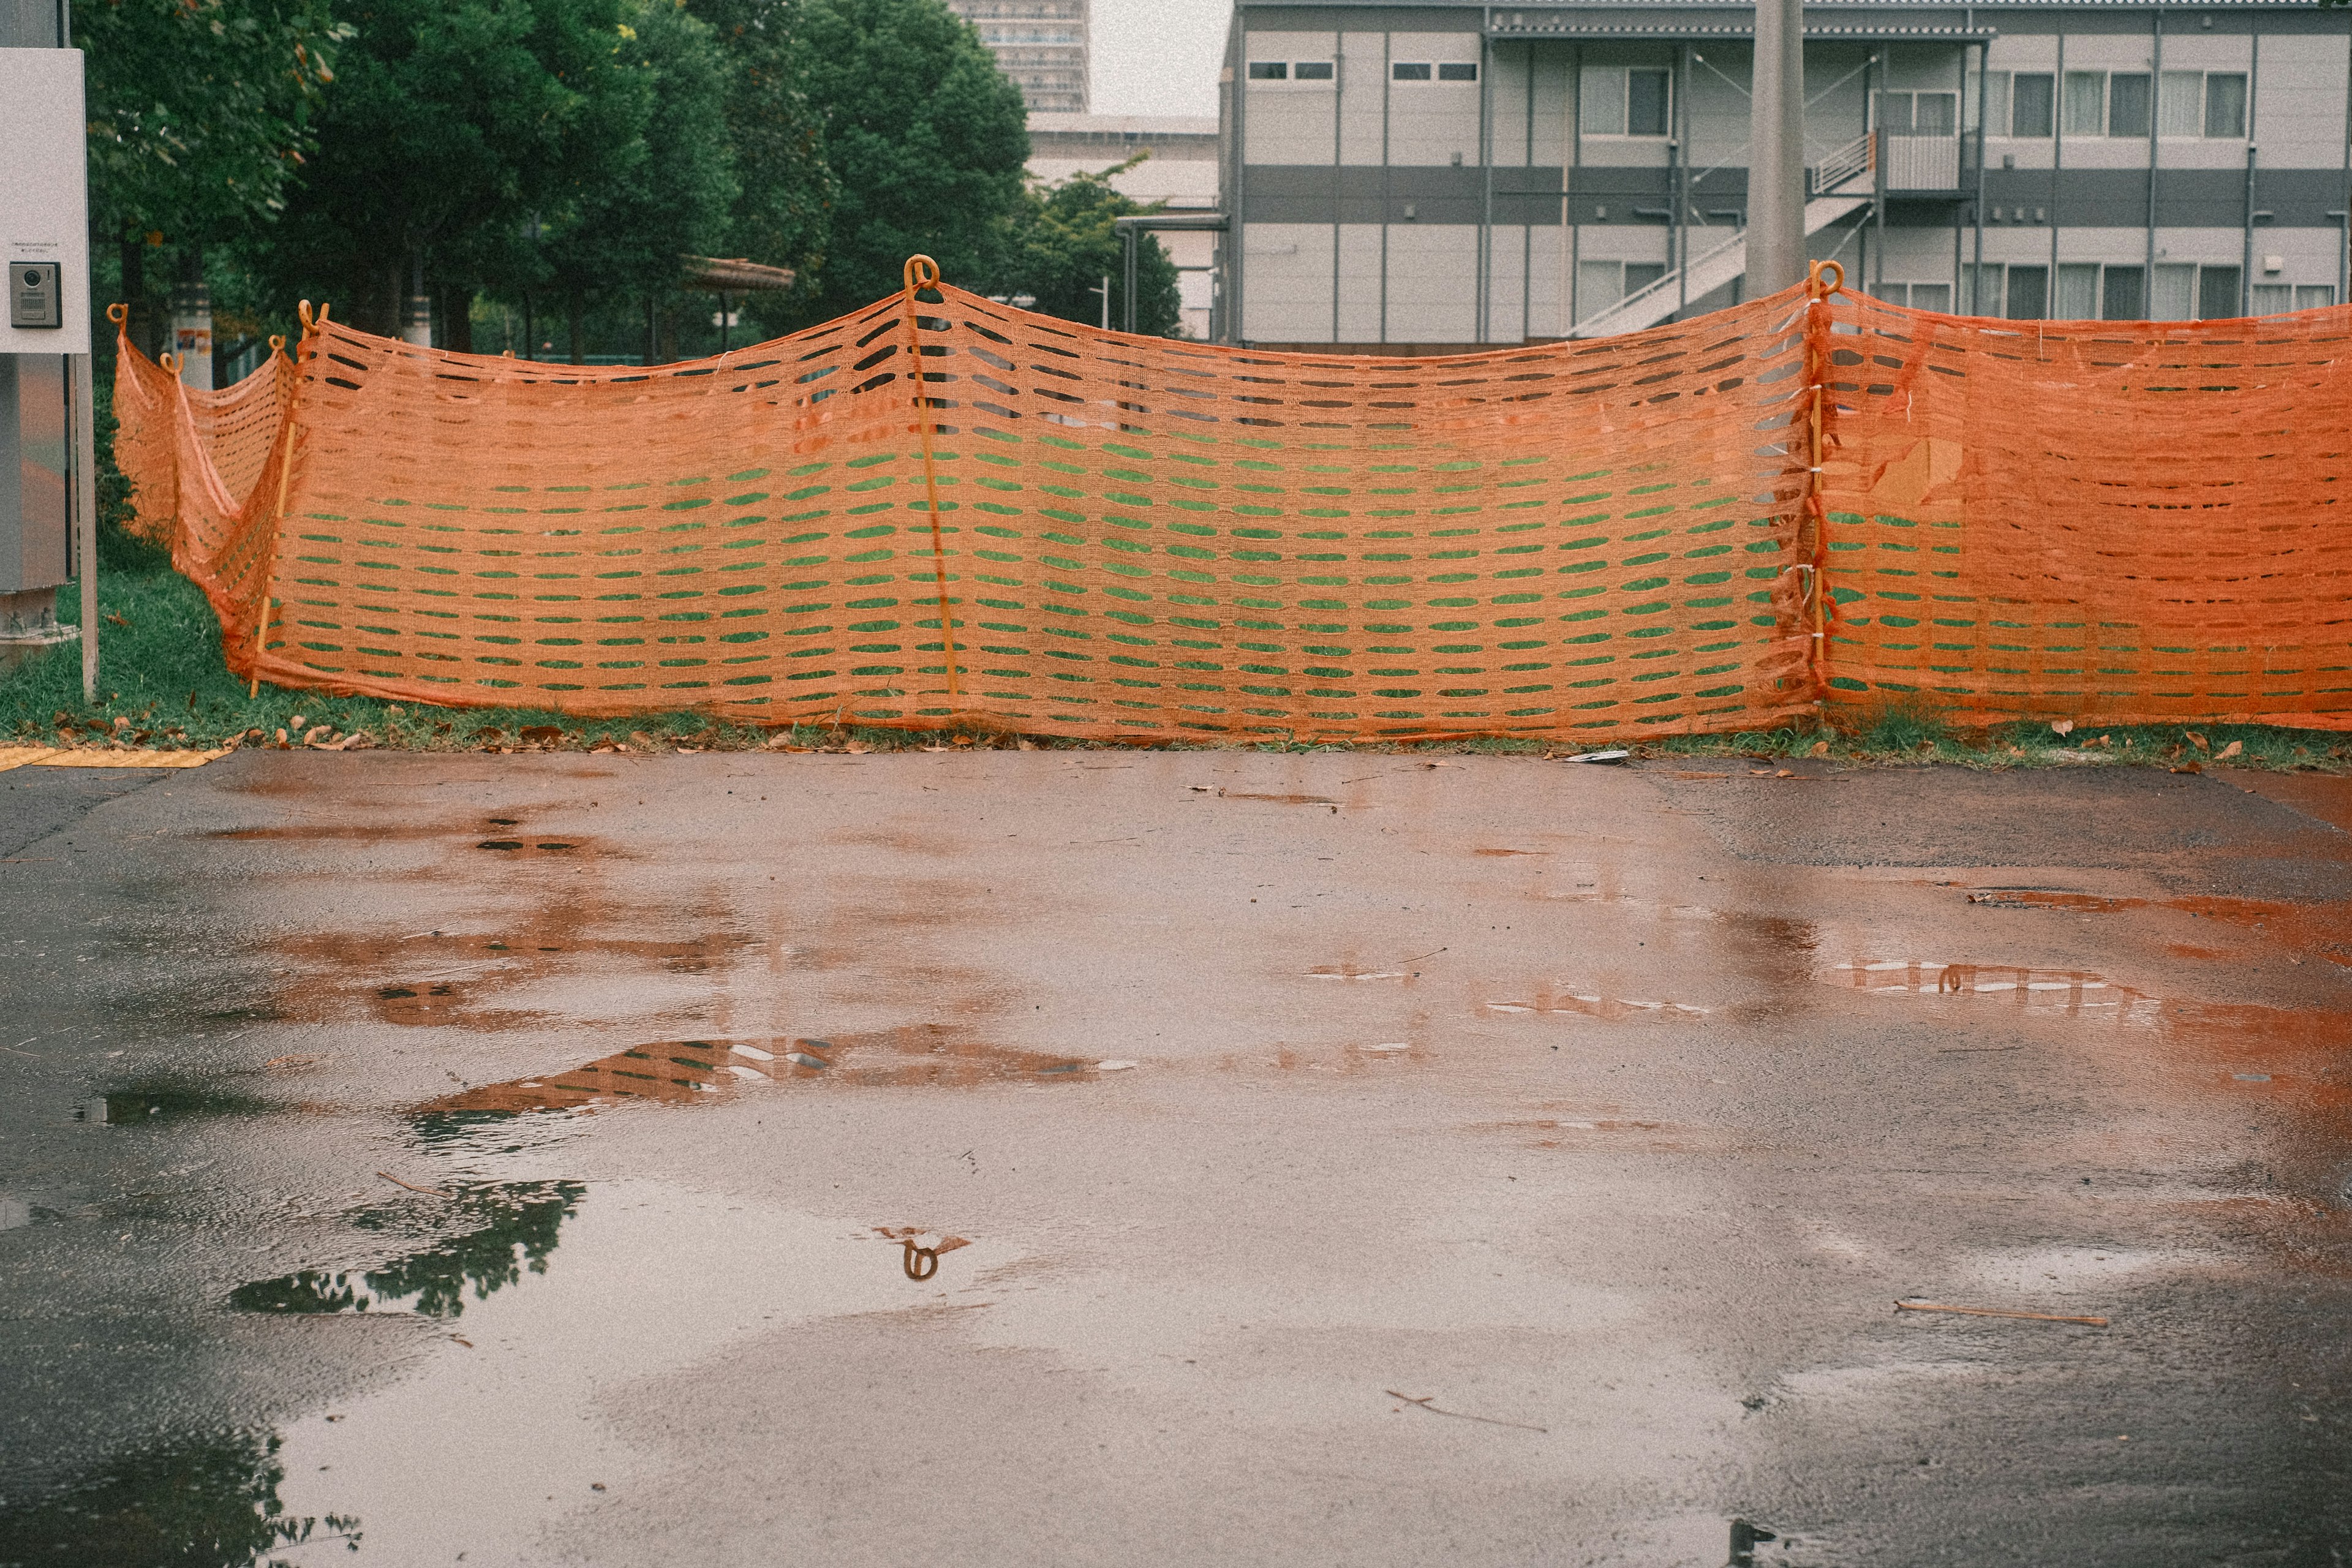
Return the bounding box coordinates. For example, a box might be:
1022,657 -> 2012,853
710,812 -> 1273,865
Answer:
111,320 -> 295,552
106,266 -> 2352,737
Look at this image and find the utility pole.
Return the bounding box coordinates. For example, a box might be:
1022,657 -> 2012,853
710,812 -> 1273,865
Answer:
1091,275 -> 1110,331
1749,0 -> 1807,295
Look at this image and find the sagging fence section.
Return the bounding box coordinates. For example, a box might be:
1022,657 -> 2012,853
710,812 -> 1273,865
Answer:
108,262 -> 2352,739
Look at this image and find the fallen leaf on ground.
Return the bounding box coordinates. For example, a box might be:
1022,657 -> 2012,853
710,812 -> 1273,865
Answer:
2187,729 -> 2211,751
1809,741 -> 1830,757
2215,739 -> 2242,761
843,741 -> 870,754
2051,719 -> 2074,736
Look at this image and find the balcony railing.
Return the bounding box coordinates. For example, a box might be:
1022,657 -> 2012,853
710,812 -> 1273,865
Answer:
1882,132 -> 1963,194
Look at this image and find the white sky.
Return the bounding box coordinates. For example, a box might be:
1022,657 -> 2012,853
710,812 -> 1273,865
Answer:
1090,0 -> 1232,118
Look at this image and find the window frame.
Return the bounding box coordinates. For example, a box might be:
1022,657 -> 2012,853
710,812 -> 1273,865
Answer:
1578,63 -> 1674,138
1250,58 -> 1336,88
2010,72 -> 2055,138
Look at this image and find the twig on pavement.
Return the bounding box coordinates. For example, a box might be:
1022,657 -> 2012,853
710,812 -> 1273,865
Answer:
1384,1390 -> 1548,1433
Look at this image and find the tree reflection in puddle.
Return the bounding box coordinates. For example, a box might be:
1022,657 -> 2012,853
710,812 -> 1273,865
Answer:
411,1028 -> 1099,1118
0,1429 -> 359,1566
230,1181 -> 584,1317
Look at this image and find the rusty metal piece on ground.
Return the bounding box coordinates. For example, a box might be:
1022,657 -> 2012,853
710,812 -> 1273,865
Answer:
376,1170 -> 453,1198
902,1239 -> 938,1281
1894,1299 -> 2109,1327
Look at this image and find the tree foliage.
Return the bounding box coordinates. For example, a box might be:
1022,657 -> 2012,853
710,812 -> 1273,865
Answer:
995,159 -> 1184,337
79,0 -> 352,244
684,0 -> 834,296
77,0 -> 1114,363
268,0 -> 650,333
535,0 -> 739,355
785,0 -> 1028,320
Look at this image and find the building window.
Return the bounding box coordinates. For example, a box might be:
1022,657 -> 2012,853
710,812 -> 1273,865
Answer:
1248,61 -> 1287,80
1392,61 -> 1431,80
2203,72 -> 2247,137
1576,260 -> 1667,317
2109,74 -> 2152,138
2197,264 -> 2242,319
1438,62 -> 1478,81
1876,92 -> 1956,137
1869,281 -> 1953,311
2010,73 -> 2054,137
1579,66 -> 1672,137
2101,266 -> 2144,320
1250,59 -> 1333,85
2065,69 -> 2165,137
1966,260 -> 2250,322
1295,60 -> 1334,80
2154,70 -> 2244,138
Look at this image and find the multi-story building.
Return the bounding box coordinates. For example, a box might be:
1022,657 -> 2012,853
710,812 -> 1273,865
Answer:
948,0 -> 1090,114
1214,0 -> 2352,349
1028,113 -> 1222,336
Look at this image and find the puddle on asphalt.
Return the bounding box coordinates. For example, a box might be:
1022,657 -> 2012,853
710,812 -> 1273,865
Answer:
271,920 -> 755,1031
196,1179 -> 1011,1565
71,1086 -> 289,1124
1483,990 -> 1711,1020
0,1430 -> 362,1564
231,1181 -> 584,1316
1465,1114 -> 1727,1153
1960,886 -> 2352,967
1823,960 -> 2162,1025
414,1028 -> 1101,1117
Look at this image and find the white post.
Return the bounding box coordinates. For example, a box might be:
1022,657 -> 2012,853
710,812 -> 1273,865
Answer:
170,255 -> 213,388
401,256 -> 432,348
1750,0 -> 1808,295
73,353 -> 96,701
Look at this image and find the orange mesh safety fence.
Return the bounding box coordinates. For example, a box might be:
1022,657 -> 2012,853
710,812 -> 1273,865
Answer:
104,263 -> 2352,737
112,273 -> 1820,739
110,308 -> 295,556
1818,289 -> 2352,730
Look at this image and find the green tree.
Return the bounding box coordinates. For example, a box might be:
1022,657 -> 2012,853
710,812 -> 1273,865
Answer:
268,0 -> 650,336
684,0 -> 834,302
77,0 -> 351,346
995,159 -> 1183,336
785,0 -> 1027,320
535,0 -> 738,360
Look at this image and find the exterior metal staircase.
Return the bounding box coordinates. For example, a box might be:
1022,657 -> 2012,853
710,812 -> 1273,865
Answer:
1569,134 -> 1877,339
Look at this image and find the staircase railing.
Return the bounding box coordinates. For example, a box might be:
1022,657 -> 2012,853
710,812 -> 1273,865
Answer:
1807,131 -> 1875,197
1570,227 -> 1747,337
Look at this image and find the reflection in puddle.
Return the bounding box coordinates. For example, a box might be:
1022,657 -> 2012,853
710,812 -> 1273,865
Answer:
72,1087 -> 287,1123
1962,887 -> 2352,967
1467,1115 -> 1724,1152
416,1028 -> 1100,1117
0,1431 -> 360,1563
246,1180 -> 1008,1566
1485,993 -> 1711,1020
1824,960 -> 2162,1025
231,1182 -> 584,1317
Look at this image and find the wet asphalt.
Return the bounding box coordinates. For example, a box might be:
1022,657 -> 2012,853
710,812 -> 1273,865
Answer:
1,750 -> 2347,1567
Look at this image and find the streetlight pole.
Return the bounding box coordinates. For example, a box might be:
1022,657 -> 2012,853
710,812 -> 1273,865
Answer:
1750,0 -> 1807,295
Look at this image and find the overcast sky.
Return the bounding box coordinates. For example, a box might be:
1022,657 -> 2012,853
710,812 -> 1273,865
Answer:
1090,0 -> 1231,118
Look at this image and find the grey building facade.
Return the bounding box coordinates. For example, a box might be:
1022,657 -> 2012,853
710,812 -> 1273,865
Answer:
1213,0 -> 2352,348
947,0 -> 1090,113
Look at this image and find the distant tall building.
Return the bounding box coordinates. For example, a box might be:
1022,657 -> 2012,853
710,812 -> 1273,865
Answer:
947,0 -> 1087,115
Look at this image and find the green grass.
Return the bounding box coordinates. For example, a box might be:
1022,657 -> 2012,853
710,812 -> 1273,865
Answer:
7,543 -> 2348,771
